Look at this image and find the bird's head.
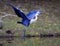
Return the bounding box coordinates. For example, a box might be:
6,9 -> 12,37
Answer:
30,10 -> 41,16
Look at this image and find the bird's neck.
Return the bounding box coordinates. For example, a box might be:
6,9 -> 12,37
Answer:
30,16 -> 37,24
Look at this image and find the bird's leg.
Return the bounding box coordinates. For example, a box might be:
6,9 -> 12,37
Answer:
22,29 -> 26,41
24,27 -> 28,35
24,27 -> 27,33
22,27 -> 28,41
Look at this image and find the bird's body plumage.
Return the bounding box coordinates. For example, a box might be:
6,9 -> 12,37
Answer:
8,4 -> 41,27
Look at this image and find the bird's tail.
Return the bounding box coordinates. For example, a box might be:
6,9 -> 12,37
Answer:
17,21 -> 22,24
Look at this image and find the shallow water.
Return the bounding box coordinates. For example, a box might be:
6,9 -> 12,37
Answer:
0,37 -> 60,46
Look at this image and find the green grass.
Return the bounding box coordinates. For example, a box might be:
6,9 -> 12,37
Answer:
0,12 -> 60,46
0,1 -> 60,46
1,14 -> 60,35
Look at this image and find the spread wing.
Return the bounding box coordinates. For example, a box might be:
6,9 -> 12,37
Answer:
27,10 -> 40,20
8,3 -> 28,19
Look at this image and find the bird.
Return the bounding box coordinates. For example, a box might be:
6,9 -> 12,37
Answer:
8,4 -> 41,27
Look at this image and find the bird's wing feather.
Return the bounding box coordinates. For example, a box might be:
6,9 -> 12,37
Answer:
8,3 -> 28,19
27,10 -> 40,20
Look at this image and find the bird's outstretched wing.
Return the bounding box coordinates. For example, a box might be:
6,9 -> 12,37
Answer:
8,3 -> 28,19
27,10 -> 40,20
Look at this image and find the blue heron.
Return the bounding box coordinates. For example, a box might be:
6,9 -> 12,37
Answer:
8,4 -> 41,27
